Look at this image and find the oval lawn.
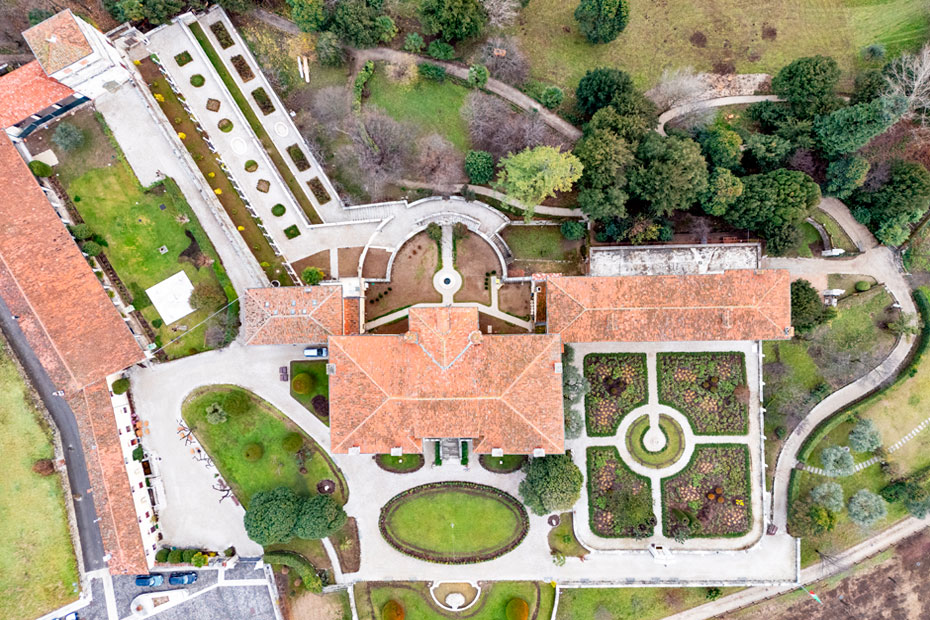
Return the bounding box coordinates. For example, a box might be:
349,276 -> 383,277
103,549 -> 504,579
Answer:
379,482 -> 529,563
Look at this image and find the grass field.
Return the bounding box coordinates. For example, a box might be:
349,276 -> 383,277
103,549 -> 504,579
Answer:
548,512 -> 589,558
288,361 -> 329,425
366,64 -> 471,152
49,111 -> 235,359
182,385 -> 347,504
356,581 -> 554,620
501,225 -> 569,260
510,0 -> 929,90
556,586 -> 740,620
0,343 -> 79,619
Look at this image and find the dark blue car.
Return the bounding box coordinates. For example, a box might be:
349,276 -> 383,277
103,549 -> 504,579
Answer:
169,572 -> 198,585
134,574 -> 164,587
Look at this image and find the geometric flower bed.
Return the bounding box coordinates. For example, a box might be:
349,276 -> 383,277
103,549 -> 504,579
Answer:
662,445 -> 751,539
625,414 -> 685,469
583,353 -> 647,436
379,482 -> 529,564
657,352 -> 748,434
587,446 -> 655,538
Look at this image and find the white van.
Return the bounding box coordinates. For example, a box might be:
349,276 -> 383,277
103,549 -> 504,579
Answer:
303,346 -> 329,358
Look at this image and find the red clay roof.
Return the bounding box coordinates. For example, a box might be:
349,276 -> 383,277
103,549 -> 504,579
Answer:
242,286 -> 344,345
343,297 -> 360,335
70,381 -> 147,574
22,10 -> 93,75
0,61 -> 75,128
0,136 -> 143,392
546,271 -> 793,342
329,306 -> 564,455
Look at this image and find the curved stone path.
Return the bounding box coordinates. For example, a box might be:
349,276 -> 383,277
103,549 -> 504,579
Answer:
656,95 -> 782,136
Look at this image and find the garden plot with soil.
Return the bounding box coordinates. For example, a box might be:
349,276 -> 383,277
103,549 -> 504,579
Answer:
584,353 -> 648,436
453,232 -> 501,305
502,225 -> 585,277
658,352 -> 749,435
366,232 -> 441,319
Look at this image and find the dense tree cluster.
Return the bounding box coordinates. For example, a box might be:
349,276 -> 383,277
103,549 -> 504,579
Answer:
850,160 -> 930,245
518,454 -> 583,515
574,0 -> 629,45
243,487 -> 346,545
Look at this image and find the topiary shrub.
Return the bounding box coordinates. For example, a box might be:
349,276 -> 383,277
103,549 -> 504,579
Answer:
282,432 -> 304,453
855,280 -> 871,292
155,548 -> 170,563
540,86 -> 564,109
465,150 -> 494,184
206,402 -> 228,425
191,552 -> 208,567
111,377 -> 130,395
284,225 -> 301,239
311,395 -> 329,417
70,223 -> 93,240
244,160 -> 258,172
167,548 -> 183,564
225,390 -> 251,415
218,118 -> 233,133
292,372 -> 314,394
427,40 -> 455,60
505,598 -> 529,620
271,204 -> 286,217
382,600 -> 404,620
244,443 -> 264,461
190,74 -> 205,87
181,548 -> 198,563
28,160 -> 53,177
561,220 -> 586,240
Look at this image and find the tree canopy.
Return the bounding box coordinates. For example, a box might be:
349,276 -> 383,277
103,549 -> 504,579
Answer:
628,134 -> 708,217
574,0 -> 629,45
848,418 -> 882,453
575,68 -> 657,124
243,487 -> 302,546
518,454 -> 583,515
292,494 -> 347,539
820,445 -> 855,477
810,481 -> 844,513
813,97 -> 904,159
850,160 -> 930,246
701,167 -> 743,216
771,55 -> 842,119
791,279 -> 830,333
495,146 -> 583,219
699,127 -> 742,170
419,0 -> 487,42
286,0 -> 325,32
825,157 -> 870,199
574,126 -> 634,220
847,489 -> 887,527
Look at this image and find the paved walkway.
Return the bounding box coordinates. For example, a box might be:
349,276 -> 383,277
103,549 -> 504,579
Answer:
656,95 -> 782,136
399,180 -> 585,218
819,196 -> 878,252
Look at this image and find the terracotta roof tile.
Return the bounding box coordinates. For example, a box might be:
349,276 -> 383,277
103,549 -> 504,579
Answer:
329,307 -> 563,455
22,10 -> 93,75
241,286 -> 344,344
0,61 -> 75,128
546,271 -> 793,342
343,297 -> 360,335
69,381 -> 147,574
0,136 -> 143,392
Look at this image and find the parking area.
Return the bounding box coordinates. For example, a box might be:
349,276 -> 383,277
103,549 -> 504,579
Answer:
112,570 -> 219,616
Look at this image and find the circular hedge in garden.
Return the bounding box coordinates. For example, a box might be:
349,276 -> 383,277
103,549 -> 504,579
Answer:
379,481 -> 528,564
218,118 -> 233,132
244,159 -> 258,172
625,414 -> 686,469
271,204 -> 286,217
190,74 -> 205,87
291,372 -> 313,395
243,443 -> 263,461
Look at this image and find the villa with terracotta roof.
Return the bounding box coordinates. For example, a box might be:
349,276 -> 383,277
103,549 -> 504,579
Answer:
328,306 -> 564,456
1,9 -> 130,139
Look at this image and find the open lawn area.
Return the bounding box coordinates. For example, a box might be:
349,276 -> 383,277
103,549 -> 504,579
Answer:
502,225 -> 585,275
366,63 -> 470,153
43,110 -> 236,359
289,361 -> 329,425
556,586 -> 740,620
356,581 -> 554,620
0,342 -> 78,620
509,0 -> 929,91
548,512 -> 589,559
182,385 -> 347,504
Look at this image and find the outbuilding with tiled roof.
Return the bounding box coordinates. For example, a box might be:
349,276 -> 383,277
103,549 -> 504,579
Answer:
241,285 -> 347,345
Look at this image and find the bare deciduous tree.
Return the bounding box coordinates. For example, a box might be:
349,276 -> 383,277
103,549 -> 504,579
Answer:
474,37 -> 529,86
353,108 -> 413,196
481,0 -> 520,29
885,43 -> 930,124
464,91 -> 566,160
310,86 -> 352,132
414,133 -> 464,185
646,66 -> 705,111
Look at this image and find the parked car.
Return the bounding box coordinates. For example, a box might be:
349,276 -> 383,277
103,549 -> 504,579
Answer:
168,572 -> 198,585
303,346 -> 328,359
134,574 -> 164,587
54,613 -> 79,620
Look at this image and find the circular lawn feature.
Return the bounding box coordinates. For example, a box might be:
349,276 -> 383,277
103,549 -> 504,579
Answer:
379,482 -> 529,564
625,414 -> 685,469
375,454 -> 425,474
218,118 -> 233,133
190,74 -> 205,87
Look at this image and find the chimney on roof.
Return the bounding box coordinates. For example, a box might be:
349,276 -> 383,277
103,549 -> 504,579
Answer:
469,330 -> 483,345
47,35 -> 58,44
404,331 -> 418,344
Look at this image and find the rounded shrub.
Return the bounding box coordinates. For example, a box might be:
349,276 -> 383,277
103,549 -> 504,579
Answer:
561,220 -> 586,241
540,86 -> 564,109
427,40 -> 455,60
28,160 -> 53,177
855,281 -> 871,292
311,395 -> 329,417
403,32 -> 424,53
70,223 -> 93,240
190,74 -> 205,87
381,600 -> 404,620
292,372 -> 314,395
155,548 -> 170,563
111,377 -> 130,395
464,150 -> 495,185
244,160 -> 258,172
181,548 -> 198,563
81,241 -> 103,257
224,390 -> 251,415
505,598 -> 529,620
218,118 -> 233,133
271,204 -> 286,217
282,432 -> 304,453
166,548 -> 183,564
244,443 -> 264,462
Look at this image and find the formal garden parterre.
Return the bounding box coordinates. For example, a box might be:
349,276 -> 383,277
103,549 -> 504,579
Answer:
625,414 -> 686,469
662,445 -> 752,539
584,353 -> 648,436
587,446 -> 656,538
658,352 -> 749,435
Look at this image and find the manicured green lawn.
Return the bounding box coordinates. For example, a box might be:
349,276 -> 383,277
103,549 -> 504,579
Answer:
548,512 -> 588,558
509,0 -> 928,91
478,454 -> 527,473
366,64 -> 470,152
556,586 -> 740,620
381,483 -> 527,561
182,385 -> 347,504
56,112 -> 236,359
626,414 -> 685,468
357,581 -> 554,620
0,343 -> 79,619
501,225 -> 568,260
375,454 -> 425,473
789,221 -> 823,258
812,209 -> 858,255
289,361 -> 330,425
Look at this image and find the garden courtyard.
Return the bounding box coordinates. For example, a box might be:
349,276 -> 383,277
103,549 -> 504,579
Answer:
566,341 -> 764,550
